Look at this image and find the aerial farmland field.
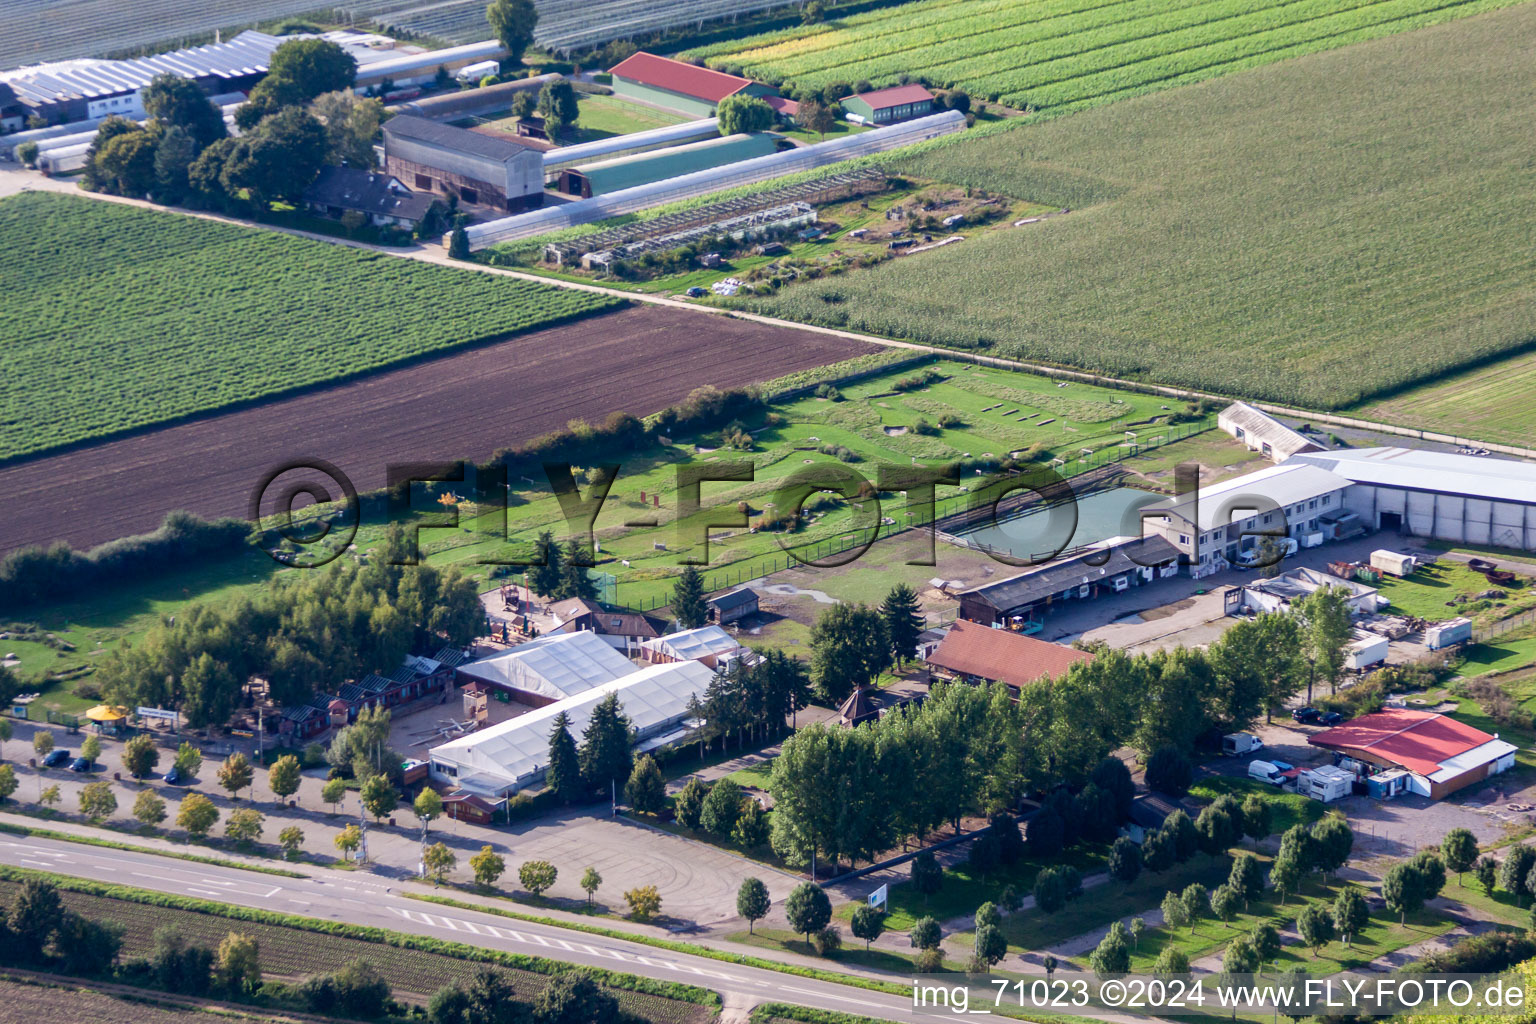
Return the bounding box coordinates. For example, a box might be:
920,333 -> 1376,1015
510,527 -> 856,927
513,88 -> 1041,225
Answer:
736,4 -> 1536,412
686,0 -> 1518,114
0,193 -> 622,463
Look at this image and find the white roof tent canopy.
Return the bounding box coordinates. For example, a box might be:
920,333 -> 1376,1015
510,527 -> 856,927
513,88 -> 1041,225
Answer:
431,659 -> 715,791
457,630 -> 635,703
1150,462 -> 1351,532
1289,447 -> 1536,505
642,624 -> 741,660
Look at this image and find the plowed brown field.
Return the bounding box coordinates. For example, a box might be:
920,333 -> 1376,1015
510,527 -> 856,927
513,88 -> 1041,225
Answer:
0,306 -> 875,553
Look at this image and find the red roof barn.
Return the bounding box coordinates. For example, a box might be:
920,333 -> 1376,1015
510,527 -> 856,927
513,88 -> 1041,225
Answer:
926,619 -> 1094,691
1308,709 -> 1517,799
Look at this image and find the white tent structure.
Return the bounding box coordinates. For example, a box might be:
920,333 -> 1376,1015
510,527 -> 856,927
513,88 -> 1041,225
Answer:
456,630 -> 636,704
429,659 -> 714,795
640,624 -> 741,664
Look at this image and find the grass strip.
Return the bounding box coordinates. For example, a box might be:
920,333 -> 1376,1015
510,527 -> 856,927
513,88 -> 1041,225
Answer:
405,891 -> 912,997
0,865 -> 718,1007
0,818 -> 305,878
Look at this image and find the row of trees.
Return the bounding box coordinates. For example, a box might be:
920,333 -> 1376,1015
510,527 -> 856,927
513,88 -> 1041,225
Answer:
97,529 -> 483,726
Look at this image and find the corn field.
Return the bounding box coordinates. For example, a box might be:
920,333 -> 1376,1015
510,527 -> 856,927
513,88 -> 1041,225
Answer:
738,4 -> 1536,412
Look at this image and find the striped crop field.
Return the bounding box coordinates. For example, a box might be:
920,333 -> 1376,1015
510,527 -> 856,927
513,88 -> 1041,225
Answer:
0,193 -> 622,463
686,0 -> 1523,114
733,5 -> 1536,413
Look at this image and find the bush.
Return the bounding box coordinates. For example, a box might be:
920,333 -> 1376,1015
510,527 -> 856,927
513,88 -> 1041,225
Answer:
914,947 -> 943,972
16,141 -> 38,166
810,926 -> 842,956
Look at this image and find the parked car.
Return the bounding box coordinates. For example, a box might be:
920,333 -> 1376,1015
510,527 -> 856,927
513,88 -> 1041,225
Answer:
1319,711 -> 1345,726
1292,707 -> 1322,724
68,757 -> 91,772
41,749 -> 70,768
1237,537 -> 1299,568
685,286 -> 707,297
1270,759 -> 1295,772
163,765 -> 183,785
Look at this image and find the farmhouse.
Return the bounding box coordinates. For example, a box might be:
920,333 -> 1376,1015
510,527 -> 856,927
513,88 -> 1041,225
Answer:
640,624 -> 746,669
707,588 -> 760,625
301,167 -> 440,230
455,630 -> 636,706
1146,462 -> 1352,576
841,84 -> 937,125
955,535 -> 1180,631
558,132 -> 778,197
545,598 -> 663,654
1308,708 -> 1517,799
607,51 -> 778,117
429,659 -> 714,796
926,619 -> 1094,690
383,114 -> 545,211
1218,402 -> 1323,463
1228,567 -> 1381,616
1287,447 -> 1536,548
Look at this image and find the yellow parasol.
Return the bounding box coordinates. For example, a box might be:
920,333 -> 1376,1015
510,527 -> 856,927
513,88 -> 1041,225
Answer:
84,705 -> 129,723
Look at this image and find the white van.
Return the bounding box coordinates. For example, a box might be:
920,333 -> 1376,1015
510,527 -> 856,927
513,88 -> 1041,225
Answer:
1248,760 -> 1285,786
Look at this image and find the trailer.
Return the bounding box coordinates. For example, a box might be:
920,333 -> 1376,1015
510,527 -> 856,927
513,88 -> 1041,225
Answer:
1425,617 -> 1473,651
1299,765 -> 1353,803
1345,632 -> 1389,671
1370,550 -> 1418,577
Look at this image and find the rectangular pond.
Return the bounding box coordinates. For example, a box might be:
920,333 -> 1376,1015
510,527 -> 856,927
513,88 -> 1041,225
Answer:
950,486 -> 1166,563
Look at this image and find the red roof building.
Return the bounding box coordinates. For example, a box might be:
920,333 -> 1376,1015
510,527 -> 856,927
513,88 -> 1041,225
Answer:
1308,709 -> 1517,799
842,84 -> 937,125
607,52 -> 777,116
926,620 -> 1094,691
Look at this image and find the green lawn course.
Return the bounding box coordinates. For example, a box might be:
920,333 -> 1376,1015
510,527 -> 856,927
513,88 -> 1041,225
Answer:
737,4 -> 1536,413
7,354 -> 1217,710
0,192 -> 621,462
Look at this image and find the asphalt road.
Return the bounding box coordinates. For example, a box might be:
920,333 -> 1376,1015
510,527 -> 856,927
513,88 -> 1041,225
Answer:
0,834 -> 939,1022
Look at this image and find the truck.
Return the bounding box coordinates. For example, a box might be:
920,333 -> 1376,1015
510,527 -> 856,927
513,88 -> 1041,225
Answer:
1425,616 -> 1473,650
1370,549 -> 1418,577
1223,732 -> 1263,756
455,59 -> 501,83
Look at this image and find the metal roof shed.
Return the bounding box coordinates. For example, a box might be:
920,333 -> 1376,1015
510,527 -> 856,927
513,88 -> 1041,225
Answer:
430,660 -> 715,794
456,630 -> 637,704
564,132 -> 778,197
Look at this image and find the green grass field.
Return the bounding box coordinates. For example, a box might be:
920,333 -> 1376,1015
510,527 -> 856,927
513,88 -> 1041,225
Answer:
686,0 -> 1515,116
7,356 -> 1220,708
560,93 -> 689,143
0,193 -> 621,462
734,5 -> 1536,412
1358,353 -> 1536,448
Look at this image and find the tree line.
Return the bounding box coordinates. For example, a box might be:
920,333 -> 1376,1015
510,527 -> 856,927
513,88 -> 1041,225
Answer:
74,41 -> 414,232
97,526 -> 483,726
765,594 -> 1353,874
